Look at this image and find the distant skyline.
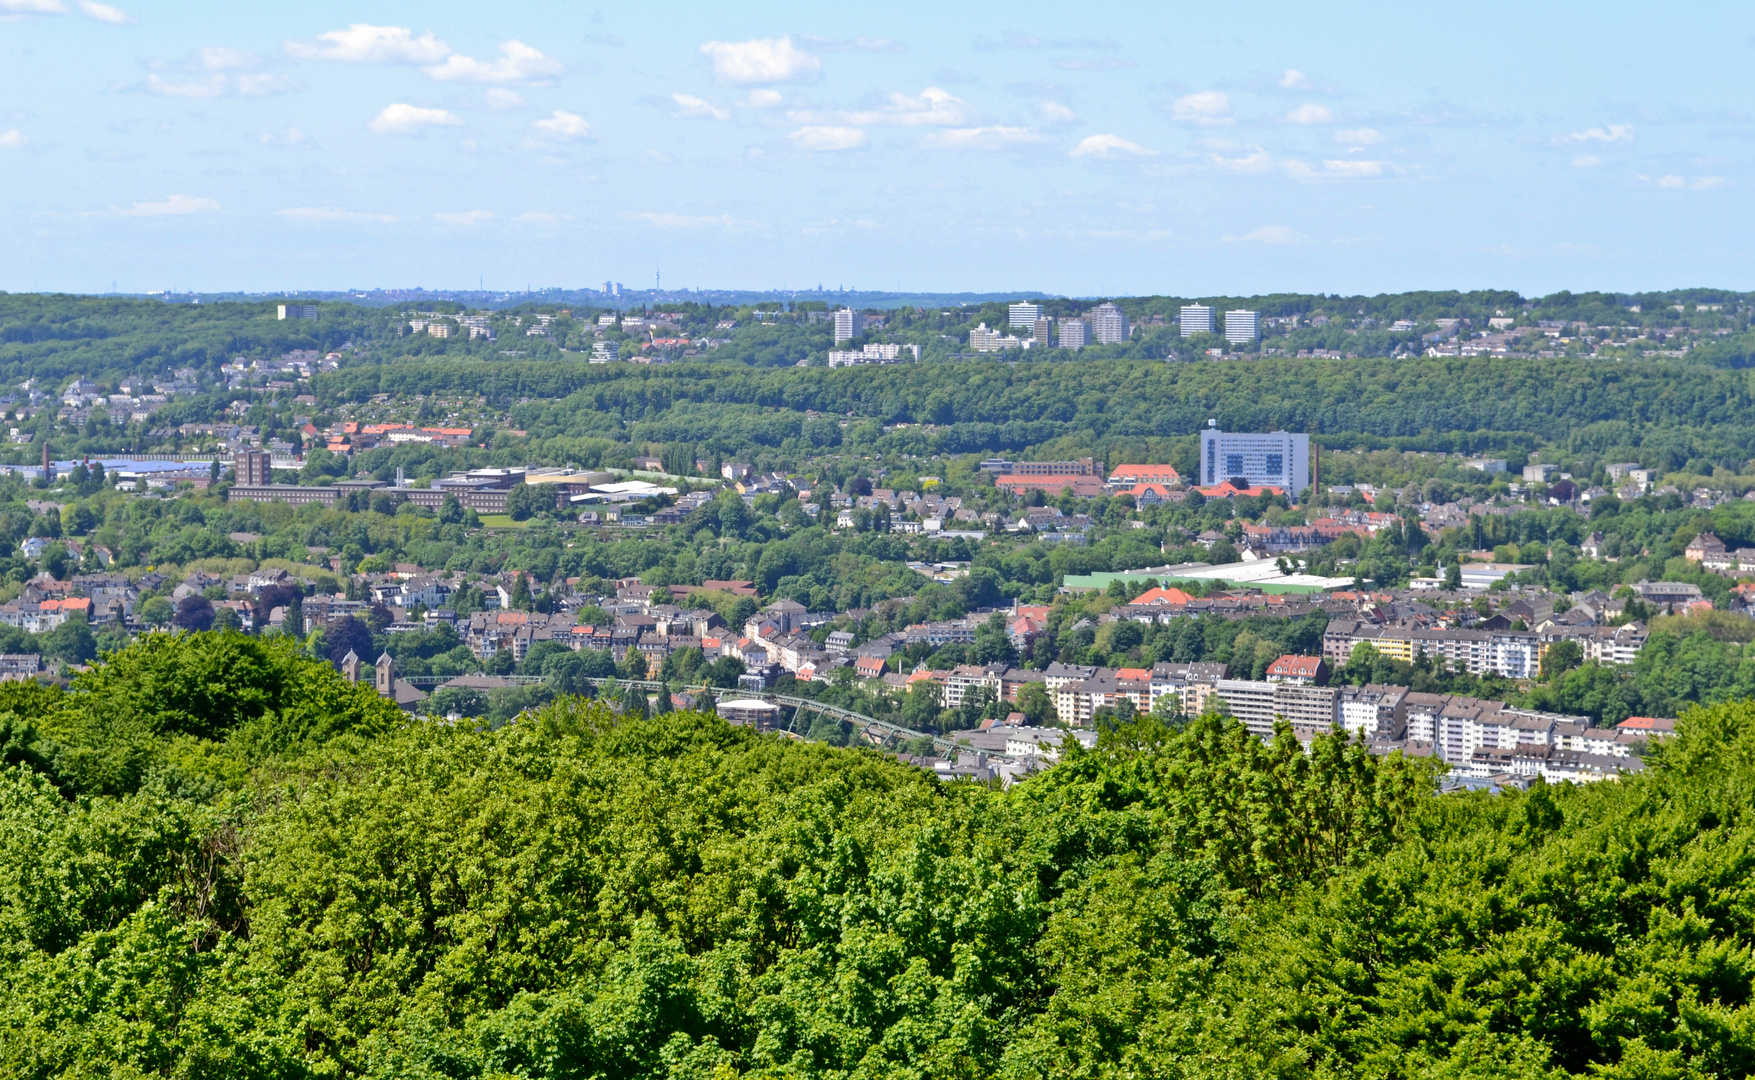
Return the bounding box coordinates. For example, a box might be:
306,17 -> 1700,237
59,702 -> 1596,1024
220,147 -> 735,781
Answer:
2,1 -> 1751,296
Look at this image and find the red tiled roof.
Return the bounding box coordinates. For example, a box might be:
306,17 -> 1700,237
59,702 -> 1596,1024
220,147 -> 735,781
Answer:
1267,654 -> 1323,678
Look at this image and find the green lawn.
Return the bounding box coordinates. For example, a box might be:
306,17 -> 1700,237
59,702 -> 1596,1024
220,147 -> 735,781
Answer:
477,514 -> 532,529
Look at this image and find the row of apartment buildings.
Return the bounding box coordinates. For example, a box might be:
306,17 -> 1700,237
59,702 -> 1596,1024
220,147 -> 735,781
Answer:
1321,619 -> 1649,678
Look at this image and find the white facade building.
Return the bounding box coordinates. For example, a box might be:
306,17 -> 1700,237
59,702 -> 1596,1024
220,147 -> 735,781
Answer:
1058,320 -> 1089,348
1089,303 -> 1130,344
1199,426 -> 1311,493
1179,305 -> 1215,336
1008,302 -> 1043,328
833,308 -> 864,344
1225,310 -> 1260,343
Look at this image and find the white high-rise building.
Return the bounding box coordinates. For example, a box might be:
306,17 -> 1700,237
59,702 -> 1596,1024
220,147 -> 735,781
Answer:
1199,425 -> 1310,494
833,308 -> 864,343
1008,302 -> 1043,328
1058,320 -> 1088,348
1179,305 -> 1215,336
1225,310 -> 1260,343
1089,303 -> 1130,344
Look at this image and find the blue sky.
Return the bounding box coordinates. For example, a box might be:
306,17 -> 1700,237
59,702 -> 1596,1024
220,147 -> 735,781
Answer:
2,0 -> 1751,296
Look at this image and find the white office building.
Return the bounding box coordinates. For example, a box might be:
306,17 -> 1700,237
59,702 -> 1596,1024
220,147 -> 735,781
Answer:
1200,425 -> 1311,493
1089,303 -> 1130,344
1179,305 -> 1215,336
1008,302 -> 1043,328
1058,320 -> 1088,348
833,308 -> 864,344
277,304 -> 318,320
1225,310 -> 1260,343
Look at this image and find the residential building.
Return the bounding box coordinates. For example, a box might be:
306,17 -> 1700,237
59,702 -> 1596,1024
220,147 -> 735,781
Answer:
234,449 -> 271,486
1008,302 -> 1043,328
828,343 -> 916,367
1008,458 -> 1102,478
970,324 -> 1030,352
833,308 -> 864,343
1106,463 -> 1181,487
1179,305 -> 1215,336
1089,303 -> 1130,344
1213,679 -> 1339,739
1224,310 -> 1260,343
1686,533 -> 1727,563
1199,425 -> 1311,493
994,474 -> 1104,498
277,303 -> 318,320
1031,318 -> 1052,346
1265,655 -> 1327,685
1523,463 -> 1559,483
1058,319 -> 1089,348
1337,684 -> 1407,738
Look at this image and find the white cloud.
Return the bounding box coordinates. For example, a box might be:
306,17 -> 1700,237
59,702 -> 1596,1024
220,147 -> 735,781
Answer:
1209,145 -> 1275,173
1335,127 -> 1385,145
1170,90 -> 1232,125
1226,225 -> 1307,244
256,126 -> 308,147
924,126 -> 1043,149
840,87 -> 976,126
144,72 -> 293,98
1279,69 -> 1311,89
0,129 -> 25,149
671,93 -> 729,120
77,0 -> 130,24
1283,158 -> 1385,180
797,35 -> 902,52
434,210 -> 493,225
624,211 -> 749,228
1651,174 -> 1725,190
485,88 -> 525,111
287,24 -> 451,64
789,125 -> 865,151
1069,133 -> 1155,158
196,46 -> 258,70
738,88 -> 784,108
1570,155 -> 1601,168
278,207 -> 395,223
1286,103 -> 1332,124
532,110 -> 591,139
700,36 -> 820,84
515,212 -> 568,223
0,0 -> 69,13
368,103 -> 463,134
423,40 -> 561,84
121,194 -> 219,216
1037,100 -> 1078,126
1561,123 -> 1633,145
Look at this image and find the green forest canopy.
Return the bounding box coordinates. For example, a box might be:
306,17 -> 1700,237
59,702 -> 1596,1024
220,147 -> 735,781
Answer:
6,630 -> 1755,1078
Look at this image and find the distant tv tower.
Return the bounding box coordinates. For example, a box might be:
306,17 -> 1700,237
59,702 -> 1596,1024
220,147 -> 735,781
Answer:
655,264 -> 661,292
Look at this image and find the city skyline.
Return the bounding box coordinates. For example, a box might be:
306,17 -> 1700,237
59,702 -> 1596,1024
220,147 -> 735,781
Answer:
1,0 -> 1751,296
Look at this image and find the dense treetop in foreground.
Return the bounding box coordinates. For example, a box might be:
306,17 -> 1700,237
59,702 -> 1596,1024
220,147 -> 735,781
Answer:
5,630 -> 1755,1078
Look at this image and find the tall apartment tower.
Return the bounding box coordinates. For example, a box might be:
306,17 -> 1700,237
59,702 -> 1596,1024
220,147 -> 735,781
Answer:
833,308 -> 864,344
235,449 -> 271,486
1089,302 -> 1130,344
1199,425 -> 1310,494
1179,304 -> 1215,336
1225,310 -> 1260,343
1031,317 -> 1052,346
1008,302 -> 1043,328
1058,319 -> 1089,348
